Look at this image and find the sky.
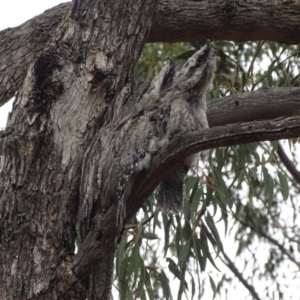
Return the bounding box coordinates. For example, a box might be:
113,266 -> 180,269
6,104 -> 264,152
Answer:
0,0 -> 68,128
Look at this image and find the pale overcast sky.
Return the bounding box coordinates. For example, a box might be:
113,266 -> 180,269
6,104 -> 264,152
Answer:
0,0 -> 67,128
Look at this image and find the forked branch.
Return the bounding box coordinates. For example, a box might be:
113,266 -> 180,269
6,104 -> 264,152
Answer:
72,115 -> 300,278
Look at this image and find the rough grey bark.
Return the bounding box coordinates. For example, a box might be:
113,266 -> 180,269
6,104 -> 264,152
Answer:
0,0 -> 159,299
207,87 -> 300,127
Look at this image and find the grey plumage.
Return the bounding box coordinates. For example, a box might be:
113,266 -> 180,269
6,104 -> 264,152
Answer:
156,43 -> 217,213
112,44 -> 216,216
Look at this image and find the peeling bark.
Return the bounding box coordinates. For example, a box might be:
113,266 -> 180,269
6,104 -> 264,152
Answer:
0,0 -> 159,299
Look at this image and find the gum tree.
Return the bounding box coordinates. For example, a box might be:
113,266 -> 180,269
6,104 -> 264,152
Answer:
1,1 -> 300,299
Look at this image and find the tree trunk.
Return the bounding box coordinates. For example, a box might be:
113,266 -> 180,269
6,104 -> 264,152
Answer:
0,0 -> 159,299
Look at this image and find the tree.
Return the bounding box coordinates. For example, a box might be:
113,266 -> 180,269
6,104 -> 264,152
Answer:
1,1 -> 300,299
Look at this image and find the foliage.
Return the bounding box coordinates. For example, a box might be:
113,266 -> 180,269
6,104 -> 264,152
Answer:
113,41 -> 300,300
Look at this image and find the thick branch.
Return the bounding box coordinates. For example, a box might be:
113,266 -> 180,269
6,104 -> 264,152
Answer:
1,1 -> 300,105
73,115 -> 300,278
207,87 -> 300,127
150,0 -> 300,44
128,116 -> 300,219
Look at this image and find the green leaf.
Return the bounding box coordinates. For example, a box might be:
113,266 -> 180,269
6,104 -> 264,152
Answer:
209,275 -> 217,296
119,257 -> 130,300
175,215 -> 182,258
130,243 -> 140,288
144,269 -> 154,300
176,49 -> 197,60
214,195 -> 227,215
159,270 -> 171,300
278,171 -> 289,200
192,235 -> 206,271
191,274 -> 196,299
216,148 -> 225,171
262,166 -> 274,208
267,59 -> 277,87
136,260 -> 145,296
183,192 -> 192,220
116,232 -> 128,277
213,168 -> 233,209
220,73 -> 236,87
290,73 -> 300,86
142,232 -> 159,240
139,289 -> 146,300
163,213 -> 171,257
181,239 -> 191,264
216,41 -> 236,49
205,212 -> 224,254
186,177 -> 199,199
167,257 -> 181,280
205,248 -> 221,272
222,211 -> 229,235
182,221 -> 192,242
200,230 -> 220,271
201,186 -> 212,217
241,69 -> 247,88
185,173 -> 200,213
191,188 -> 203,216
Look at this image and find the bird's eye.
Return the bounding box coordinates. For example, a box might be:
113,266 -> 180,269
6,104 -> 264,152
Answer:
197,56 -> 204,63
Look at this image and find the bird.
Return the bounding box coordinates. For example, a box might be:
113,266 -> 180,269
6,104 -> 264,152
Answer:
156,43 -> 217,213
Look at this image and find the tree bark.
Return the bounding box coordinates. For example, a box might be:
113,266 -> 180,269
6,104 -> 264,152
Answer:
0,0 -> 159,299
1,0 -> 300,106
207,87 -> 300,127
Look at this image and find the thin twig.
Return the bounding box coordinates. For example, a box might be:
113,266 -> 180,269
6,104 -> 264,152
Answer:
237,217 -> 300,270
252,51 -> 300,89
177,264 -> 187,300
125,213 -> 155,230
200,221 -> 262,300
277,142 -> 300,184
247,41 -> 266,88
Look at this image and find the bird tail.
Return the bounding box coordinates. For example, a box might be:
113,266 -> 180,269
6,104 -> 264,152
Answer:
157,175 -> 184,213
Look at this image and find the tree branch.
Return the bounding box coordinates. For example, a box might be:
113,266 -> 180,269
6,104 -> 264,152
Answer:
177,264 -> 187,300
150,0 -> 300,44
237,217 -> 300,270
207,87 -> 300,127
1,1 -> 300,106
128,116 -> 300,220
200,221 -> 262,300
72,115 -> 300,278
277,142 -> 300,185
